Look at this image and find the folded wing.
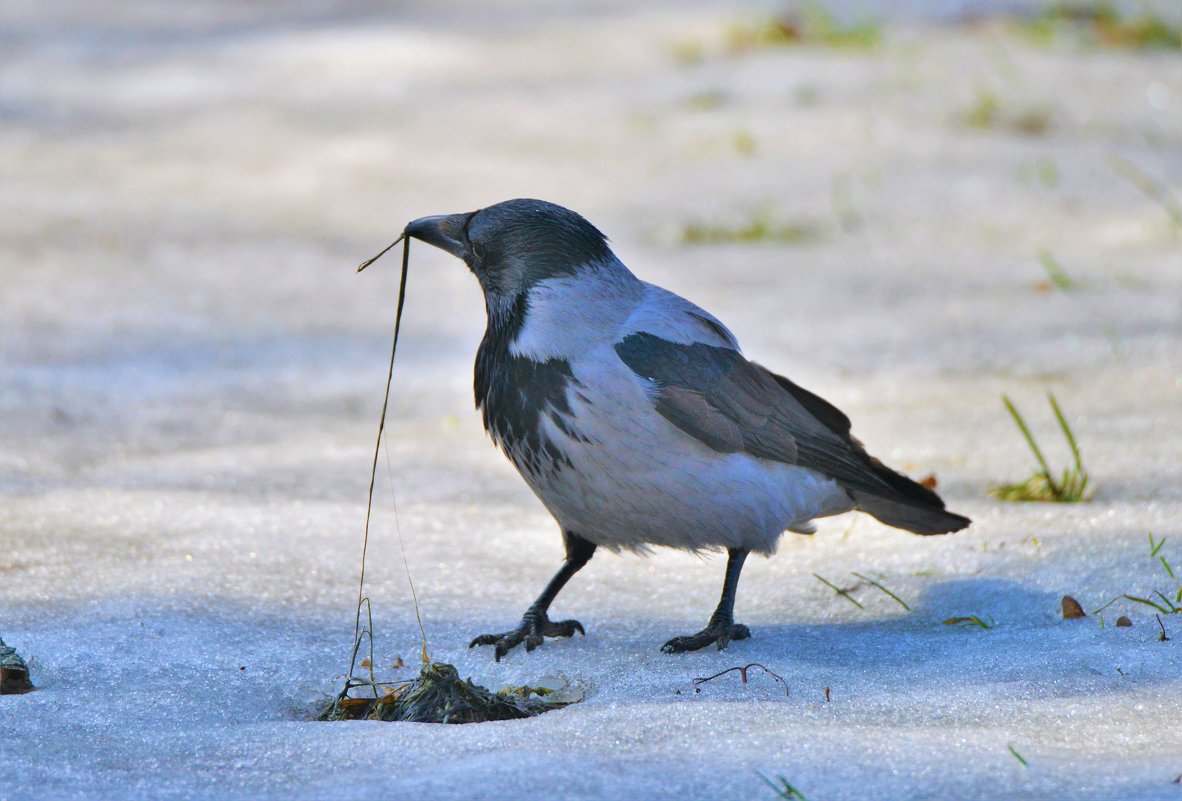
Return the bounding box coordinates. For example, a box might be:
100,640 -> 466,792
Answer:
614,332 -> 969,535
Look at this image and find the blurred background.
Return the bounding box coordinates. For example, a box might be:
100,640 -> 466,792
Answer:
1,1 -> 1180,797
3,0 -> 1179,493
4,0 -> 1182,653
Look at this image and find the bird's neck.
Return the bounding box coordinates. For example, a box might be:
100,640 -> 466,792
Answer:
473,292 -> 579,472
504,260 -> 644,363
473,260 -> 641,456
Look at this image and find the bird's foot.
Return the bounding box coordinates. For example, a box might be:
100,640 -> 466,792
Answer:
468,610 -> 585,662
660,620 -> 750,654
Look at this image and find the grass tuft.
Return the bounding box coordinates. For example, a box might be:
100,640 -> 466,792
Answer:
678,208 -> 818,246
1092,534 -> 1182,617
964,88 -> 999,129
1014,2 -> 1181,50
962,88 -> 1053,136
732,129 -> 758,156
990,393 -> 1091,503
727,3 -> 881,52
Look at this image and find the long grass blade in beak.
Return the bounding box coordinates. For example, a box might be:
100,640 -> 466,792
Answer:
357,233 -> 406,272
347,232 -> 427,691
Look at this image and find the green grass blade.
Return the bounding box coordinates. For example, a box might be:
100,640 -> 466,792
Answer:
1038,250 -> 1077,291
1109,152 -> 1182,229
1091,596 -> 1122,615
812,573 -> 863,608
1123,594 -> 1173,614
757,773 -> 809,801
1008,744 -> 1029,768
1048,392 -> 1084,478
1002,394 -> 1058,494
1152,591 -> 1179,613
851,572 -> 911,611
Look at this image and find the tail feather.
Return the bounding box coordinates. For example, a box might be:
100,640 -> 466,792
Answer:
762,365 -> 970,535
851,490 -> 970,535
850,455 -> 971,535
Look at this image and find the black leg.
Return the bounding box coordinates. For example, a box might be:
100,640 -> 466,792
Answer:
469,531 -> 596,661
661,547 -> 751,653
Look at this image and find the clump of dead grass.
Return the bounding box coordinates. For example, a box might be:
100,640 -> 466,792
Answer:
321,662 -> 577,723
0,636 -> 34,694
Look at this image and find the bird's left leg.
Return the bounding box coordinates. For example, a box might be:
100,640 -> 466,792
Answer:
661,547 -> 751,653
469,531 -> 596,661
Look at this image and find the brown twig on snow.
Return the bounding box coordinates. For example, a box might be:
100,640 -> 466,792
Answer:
692,663 -> 789,697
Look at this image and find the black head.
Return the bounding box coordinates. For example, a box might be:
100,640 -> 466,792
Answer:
403,199 -> 613,302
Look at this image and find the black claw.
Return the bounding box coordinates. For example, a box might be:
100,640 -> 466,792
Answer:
661,621 -> 750,654
469,614 -> 588,660
545,618 -> 585,638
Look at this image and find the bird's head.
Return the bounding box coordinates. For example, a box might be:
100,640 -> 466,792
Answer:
403,198 -> 614,308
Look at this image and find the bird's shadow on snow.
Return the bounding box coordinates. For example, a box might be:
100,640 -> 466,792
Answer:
604,576 -> 1062,664
589,576 -> 1169,705
739,576 -> 1062,668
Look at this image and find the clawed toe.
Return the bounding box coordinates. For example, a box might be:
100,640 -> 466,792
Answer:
543,618 -> 584,638
661,622 -> 750,654
469,614 -> 586,661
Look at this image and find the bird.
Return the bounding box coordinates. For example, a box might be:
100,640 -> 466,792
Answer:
399,198 -> 969,660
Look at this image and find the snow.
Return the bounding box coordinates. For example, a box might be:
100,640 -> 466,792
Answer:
2,1 -> 1181,799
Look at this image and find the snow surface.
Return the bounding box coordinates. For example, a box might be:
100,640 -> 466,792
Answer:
2,1 -> 1181,799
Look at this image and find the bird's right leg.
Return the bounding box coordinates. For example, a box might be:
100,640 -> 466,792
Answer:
469,530 -> 596,661
661,547 -> 751,653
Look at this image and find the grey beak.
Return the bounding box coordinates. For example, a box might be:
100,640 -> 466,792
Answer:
404,213 -> 469,259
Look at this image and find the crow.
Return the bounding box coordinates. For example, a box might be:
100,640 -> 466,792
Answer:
398,198 -> 969,659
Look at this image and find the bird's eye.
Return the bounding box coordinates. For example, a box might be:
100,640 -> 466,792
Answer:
471,243 -> 486,261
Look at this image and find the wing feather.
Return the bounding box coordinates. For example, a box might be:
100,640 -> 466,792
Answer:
615,333 -> 901,497
614,331 -> 970,535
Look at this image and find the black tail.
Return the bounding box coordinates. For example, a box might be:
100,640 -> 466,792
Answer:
760,368 -> 970,535
849,455 -> 970,535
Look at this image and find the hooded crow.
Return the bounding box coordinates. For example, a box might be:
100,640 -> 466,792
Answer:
402,198 -> 969,659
